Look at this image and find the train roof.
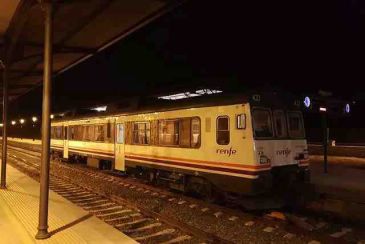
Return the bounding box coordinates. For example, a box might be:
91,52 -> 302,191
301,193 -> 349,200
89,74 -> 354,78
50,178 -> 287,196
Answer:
52,90 -> 302,122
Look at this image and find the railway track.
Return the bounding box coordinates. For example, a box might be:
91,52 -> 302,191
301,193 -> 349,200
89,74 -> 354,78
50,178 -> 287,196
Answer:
6,148 -> 231,244
5,144 -> 365,244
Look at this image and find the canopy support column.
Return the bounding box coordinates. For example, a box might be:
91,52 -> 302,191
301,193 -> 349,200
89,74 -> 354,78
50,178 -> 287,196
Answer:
0,60 -> 8,189
36,1 -> 53,240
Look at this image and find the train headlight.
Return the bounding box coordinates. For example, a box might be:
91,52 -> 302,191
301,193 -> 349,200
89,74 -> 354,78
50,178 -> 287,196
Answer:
259,155 -> 270,164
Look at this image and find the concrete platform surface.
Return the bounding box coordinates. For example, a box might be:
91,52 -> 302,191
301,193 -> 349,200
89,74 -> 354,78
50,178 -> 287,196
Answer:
310,155 -> 365,199
0,164 -> 137,244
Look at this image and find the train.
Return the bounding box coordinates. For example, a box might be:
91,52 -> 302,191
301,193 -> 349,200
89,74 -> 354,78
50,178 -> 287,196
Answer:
8,92 -> 310,200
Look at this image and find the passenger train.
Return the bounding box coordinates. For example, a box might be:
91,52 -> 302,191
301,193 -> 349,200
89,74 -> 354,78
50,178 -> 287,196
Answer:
10,92 -> 310,199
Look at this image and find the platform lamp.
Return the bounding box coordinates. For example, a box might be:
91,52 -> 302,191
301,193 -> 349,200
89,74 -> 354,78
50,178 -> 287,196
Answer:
319,106 -> 329,173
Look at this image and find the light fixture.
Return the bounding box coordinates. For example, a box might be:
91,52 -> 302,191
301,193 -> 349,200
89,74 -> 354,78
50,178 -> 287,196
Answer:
91,106 -> 107,112
158,89 -> 223,100
319,107 -> 327,112
32,116 -> 38,122
0,124 -> 3,127
304,96 -> 311,108
20,119 -> 25,124
50,114 -> 54,119
344,104 -> 350,114
11,121 -> 16,125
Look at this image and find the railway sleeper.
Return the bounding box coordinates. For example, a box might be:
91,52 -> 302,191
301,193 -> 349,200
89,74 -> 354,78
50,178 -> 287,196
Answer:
133,228 -> 176,242
124,222 -> 162,234
115,218 -> 152,229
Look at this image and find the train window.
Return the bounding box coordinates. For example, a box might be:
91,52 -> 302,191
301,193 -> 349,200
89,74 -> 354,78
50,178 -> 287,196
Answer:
159,120 -> 179,146
287,111 -> 305,138
191,117 -> 201,148
83,125 -> 94,141
75,126 -> 83,141
273,110 -> 287,138
64,126 -> 68,140
252,109 -> 273,138
55,126 -> 63,139
107,122 -> 111,138
179,118 -> 191,147
132,122 -> 150,145
69,126 -> 75,140
95,125 -> 105,142
216,116 -> 230,145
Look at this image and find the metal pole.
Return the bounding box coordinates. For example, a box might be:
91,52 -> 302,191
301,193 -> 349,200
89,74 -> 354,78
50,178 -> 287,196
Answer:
1,60 -> 8,189
36,1 -> 53,239
321,113 -> 328,174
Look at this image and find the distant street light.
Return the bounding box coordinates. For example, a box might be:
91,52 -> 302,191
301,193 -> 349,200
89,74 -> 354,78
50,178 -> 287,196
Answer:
32,116 -> 38,122
0,124 -> 3,127
20,119 -> 25,124
11,121 -> 16,125
319,107 -> 327,112
50,114 -> 54,119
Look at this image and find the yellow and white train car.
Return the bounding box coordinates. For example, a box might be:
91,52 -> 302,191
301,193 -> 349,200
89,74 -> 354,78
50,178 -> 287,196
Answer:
45,94 -> 309,197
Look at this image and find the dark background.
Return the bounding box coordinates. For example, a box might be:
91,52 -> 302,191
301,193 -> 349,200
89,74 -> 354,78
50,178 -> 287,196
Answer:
7,0 -> 365,142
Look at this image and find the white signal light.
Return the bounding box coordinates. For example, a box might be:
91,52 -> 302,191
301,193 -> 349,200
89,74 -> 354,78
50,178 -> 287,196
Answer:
319,107 -> 327,112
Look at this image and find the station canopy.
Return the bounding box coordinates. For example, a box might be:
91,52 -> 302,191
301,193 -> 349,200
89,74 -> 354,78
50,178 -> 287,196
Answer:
0,0 -> 182,101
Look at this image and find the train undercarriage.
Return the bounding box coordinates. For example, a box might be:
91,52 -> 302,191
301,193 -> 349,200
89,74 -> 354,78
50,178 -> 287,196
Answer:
54,150 -> 313,210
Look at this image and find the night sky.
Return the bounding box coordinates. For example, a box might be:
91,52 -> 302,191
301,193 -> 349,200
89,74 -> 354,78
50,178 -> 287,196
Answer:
9,0 -> 365,136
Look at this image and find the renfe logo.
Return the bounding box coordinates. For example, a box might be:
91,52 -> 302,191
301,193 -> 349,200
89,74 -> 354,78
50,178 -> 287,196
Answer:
276,148 -> 291,157
216,148 -> 237,157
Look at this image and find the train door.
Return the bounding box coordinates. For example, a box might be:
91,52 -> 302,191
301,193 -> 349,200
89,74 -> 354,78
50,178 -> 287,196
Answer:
63,125 -> 69,159
115,123 -> 125,171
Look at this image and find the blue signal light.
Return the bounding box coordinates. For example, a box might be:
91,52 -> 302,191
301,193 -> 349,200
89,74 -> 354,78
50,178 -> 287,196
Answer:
345,103 -> 350,114
304,96 -> 311,108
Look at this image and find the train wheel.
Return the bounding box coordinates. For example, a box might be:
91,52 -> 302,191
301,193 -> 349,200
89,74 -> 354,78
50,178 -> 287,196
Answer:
186,176 -> 222,203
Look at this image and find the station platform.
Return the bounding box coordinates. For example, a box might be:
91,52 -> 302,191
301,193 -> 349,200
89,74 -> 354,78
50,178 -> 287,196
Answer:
0,164 -> 137,244
308,155 -> 365,222
310,155 -> 365,200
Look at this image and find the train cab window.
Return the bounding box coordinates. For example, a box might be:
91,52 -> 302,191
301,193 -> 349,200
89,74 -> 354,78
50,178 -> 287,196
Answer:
252,109 -> 273,138
216,116 -> 230,145
159,120 -> 179,146
132,122 -> 150,145
273,110 -> 287,138
287,111 -> 305,138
